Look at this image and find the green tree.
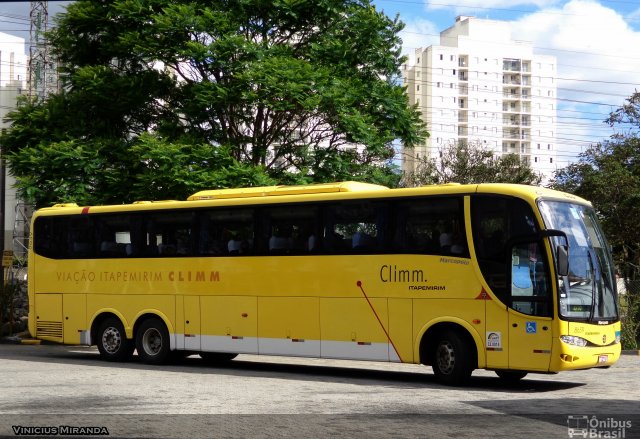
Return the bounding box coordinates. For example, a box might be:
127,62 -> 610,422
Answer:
1,0 -> 425,207
401,142 -> 542,187
551,91 -> 640,349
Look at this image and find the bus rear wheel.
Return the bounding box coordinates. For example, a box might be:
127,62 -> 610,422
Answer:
96,317 -> 134,362
135,317 -> 170,365
431,331 -> 474,385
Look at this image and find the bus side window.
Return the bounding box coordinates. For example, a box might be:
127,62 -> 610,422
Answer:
197,208 -> 255,256
511,241 -> 551,317
323,201 -> 388,254
262,204 -> 319,255
145,211 -> 195,257
394,197 -> 467,257
68,217 -> 95,258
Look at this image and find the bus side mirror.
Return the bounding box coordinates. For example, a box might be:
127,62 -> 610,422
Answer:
556,245 -> 569,277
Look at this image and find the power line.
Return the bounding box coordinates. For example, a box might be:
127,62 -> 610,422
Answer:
402,76 -> 627,108
400,31 -> 640,61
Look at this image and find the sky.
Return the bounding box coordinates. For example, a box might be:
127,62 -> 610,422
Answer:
374,0 -> 640,167
0,1 -> 639,168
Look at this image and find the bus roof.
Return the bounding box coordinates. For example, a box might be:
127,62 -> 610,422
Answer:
34,182 -> 590,216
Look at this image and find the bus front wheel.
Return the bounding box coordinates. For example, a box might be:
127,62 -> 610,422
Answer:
96,317 -> 134,362
431,331 -> 474,385
135,317 -> 170,365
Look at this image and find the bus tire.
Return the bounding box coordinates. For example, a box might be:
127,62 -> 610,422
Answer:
135,317 -> 170,365
200,352 -> 238,363
96,317 -> 134,362
495,370 -> 528,382
431,330 -> 474,385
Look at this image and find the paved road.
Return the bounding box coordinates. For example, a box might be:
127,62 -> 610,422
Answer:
0,344 -> 638,438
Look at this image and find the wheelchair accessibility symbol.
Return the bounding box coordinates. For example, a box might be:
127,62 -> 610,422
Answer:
525,321 -> 537,334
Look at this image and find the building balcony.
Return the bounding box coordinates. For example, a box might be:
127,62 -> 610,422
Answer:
503,118 -> 520,126
503,76 -> 521,85
503,92 -> 521,99
503,59 -> 522,72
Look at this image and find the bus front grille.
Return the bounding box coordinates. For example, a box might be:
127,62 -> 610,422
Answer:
36,321 -> 63,339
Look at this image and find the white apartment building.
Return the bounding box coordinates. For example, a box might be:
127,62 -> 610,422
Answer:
0,33 -> 28,251
402,16 -> 557,182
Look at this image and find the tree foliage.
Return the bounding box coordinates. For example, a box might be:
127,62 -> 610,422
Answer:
1,0 -> 424,207
551,91 -> 640,348
401,142 -> 542,187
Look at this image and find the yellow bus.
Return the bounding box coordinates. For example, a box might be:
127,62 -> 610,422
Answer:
27,182 -> 621,385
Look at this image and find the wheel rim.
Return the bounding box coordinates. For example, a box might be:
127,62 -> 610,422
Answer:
141,327 -> 163,356
436,340 -> 456,375
102,326 -> 122,354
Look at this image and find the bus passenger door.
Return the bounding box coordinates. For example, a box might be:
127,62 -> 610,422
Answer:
507,241 -> 552,371
183,296 -> 201,351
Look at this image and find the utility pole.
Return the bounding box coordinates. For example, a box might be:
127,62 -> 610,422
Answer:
29,1 -> 56,100
10,1 -> 54,278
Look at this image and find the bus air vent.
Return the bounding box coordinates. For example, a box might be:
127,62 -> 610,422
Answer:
187,181 -> 389,201
36,321 -> 63,339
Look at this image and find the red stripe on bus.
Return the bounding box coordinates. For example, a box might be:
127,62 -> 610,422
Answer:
357,280 -> 402,362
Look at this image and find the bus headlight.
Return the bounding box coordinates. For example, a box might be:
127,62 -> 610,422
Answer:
560,335 -> 588,347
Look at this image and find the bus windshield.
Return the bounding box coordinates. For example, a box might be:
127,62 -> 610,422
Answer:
538,200 -> 618,322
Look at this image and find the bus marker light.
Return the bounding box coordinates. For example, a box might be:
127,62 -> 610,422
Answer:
473,319 -> 481,324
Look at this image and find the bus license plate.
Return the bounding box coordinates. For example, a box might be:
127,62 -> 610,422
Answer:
598,355 -> 608,363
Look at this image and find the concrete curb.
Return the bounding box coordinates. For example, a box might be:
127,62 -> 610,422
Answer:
622,350 -> 640,356
0,331 -> 40,345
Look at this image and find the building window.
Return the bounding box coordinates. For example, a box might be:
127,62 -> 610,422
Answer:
548,144 -> 551,150
450,55 -> 455,61
437,82 -> 441,87
534,157 -> 538,163
417,85 -> 420,91
537,144 -> 541,149
439,54 -> 443,60
453,69 -> 456,75
417,57 -> 420,64
550,157 -> 553,163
